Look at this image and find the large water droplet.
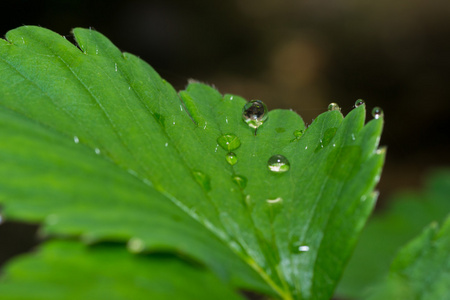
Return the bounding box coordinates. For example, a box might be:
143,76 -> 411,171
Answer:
372,107 -> 384,119
192,171 -> 211,192
354,99 -> 365,107
225,152 -> 237,165
328,102 -> 340,111
242,100 -> 268,129
217,134 -> 241,152
127,237 -> 145,253
268,155 -> 290,173
232,175 -> 248,189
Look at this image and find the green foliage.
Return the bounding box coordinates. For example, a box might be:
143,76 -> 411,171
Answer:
368,214 -> 450,300
337,170 -> 450,299
0,26 -> 384,299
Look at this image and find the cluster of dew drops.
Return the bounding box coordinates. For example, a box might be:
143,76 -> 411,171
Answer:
216,100 -> 291,174
219,98 -> 383,173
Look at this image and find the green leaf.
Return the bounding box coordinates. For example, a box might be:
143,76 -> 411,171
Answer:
367,214 -> 450,300
0,26 -> 384,299
0,240 -> 244,300
337,170 -> 450,299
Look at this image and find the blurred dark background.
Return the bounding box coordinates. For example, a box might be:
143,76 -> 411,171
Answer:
1,0 -> 449,285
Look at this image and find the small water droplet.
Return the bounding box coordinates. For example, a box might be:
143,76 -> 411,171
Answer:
225,152 -> 237,165
352,133 -> 356,141
114,63 -> 118,72
355,99 -> 365,107
95,47 -> 99,54
127,237 -> 145,253
375,147 -> 386,155
225,117 -> 228,124
214,144 -> 219,152
94,148 -> 101,155
372,107 -> 384,119
128,86 -> 131,90
268,155 -> 290,173
294,130 -> 303,138
217,134 -> 241,152
266,197 -> 283,204
328,102 -> 340,111
180,105 -> 183,111
242,100 -> 268,129
173,121 -> 176,125
290,240 -> 310,253
203,121 -> 207,129
305,146 -> 308,150
165,142 -> 168,147
360,195 -> 367,202
73,136 -> 79,144
192,171 -> 211,192
232,175 -> 247,189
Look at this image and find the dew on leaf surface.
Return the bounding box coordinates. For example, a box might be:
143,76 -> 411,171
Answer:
192,171 -> 211,192
372,107 -> 384,119
328,102 -> 340,111
354,99 -> 365,107
217,134 -> 241,152
290,240 -> 310,253
94,148 -> 101,154
242,100 -> 268,129
232,175 -> 248,189
294,130 -> 303,138
225,152 -> 238,166
268,155 -> 290,173
73,136 -> 79,144
127,237 -> 145,253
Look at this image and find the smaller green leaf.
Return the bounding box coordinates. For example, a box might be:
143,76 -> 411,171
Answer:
0,240 -> 244,300
337,170 -> 450,298
368,214 -> 450,300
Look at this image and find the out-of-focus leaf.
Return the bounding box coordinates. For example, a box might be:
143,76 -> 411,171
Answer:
337,170 -> 450,299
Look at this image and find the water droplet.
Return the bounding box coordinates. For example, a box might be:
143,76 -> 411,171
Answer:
294,130 -> 303,138
217,134 -> 241,152
180,105 -> 183,111
127,237 -> 145,253
328,102 -> 340,111
242,100 -> 268,129
225,152 -> 237,165
290,240 -> 310,253
372,107 -> 384,119
305,146 -> 308,150
128,86 -> 131,90
73,136 -> 79,144
192,171 -> 211,192
94,148 -> 101,155
267,155 -> 290,173
232,175 -> 247,189
225,117 -> 228,124
165,142 -> 168,147
352,133 -> 356,141
203,121 -> 207,129
375,147 -> 386,155
214,144 -> 218,152
360,195 -> 367,202
266,197 -> 283,204
114,63 -> 118,72
355,99 -> 365,107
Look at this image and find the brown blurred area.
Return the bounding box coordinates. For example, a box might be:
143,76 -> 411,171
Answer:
1,0 -> 449,272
